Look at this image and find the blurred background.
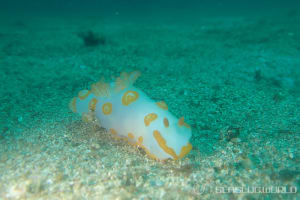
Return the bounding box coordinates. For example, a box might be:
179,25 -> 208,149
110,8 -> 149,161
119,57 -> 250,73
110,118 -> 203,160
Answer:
1,0 -> 300,18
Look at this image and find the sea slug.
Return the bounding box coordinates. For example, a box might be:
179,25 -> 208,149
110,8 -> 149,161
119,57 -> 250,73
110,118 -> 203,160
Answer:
69,71 -> 192,160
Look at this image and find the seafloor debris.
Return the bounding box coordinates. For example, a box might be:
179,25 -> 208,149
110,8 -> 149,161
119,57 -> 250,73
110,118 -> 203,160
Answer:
77,31 -> 106,47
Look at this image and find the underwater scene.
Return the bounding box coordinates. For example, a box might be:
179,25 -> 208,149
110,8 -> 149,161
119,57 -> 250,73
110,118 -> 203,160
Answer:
0,0 -> 300,199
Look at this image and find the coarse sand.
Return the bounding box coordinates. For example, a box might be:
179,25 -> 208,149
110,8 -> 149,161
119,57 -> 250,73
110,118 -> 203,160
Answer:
0,14 -> 299,199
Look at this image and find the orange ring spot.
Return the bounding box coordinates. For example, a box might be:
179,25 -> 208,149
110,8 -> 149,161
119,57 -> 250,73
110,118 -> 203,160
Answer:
156,101 -> 168,110
163,117 -> 169,128
144,113 -> 158,126
78,90 -> 91,100
122,90 -> 139,106
128,133 -> 134,139
69,97 -> 77,113
178,143 -> 193,159
178,117 -> 191,128
102,103 -> 112,115
88,98 -> 98,111
153,130 -> 178,160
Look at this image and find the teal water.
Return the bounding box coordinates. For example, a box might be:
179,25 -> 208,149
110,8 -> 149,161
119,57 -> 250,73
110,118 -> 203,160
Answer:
0,1 -> 299,199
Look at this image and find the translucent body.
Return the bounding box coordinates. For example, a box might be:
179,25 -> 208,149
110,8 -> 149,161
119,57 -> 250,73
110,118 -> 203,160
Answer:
70,72 -> 192,160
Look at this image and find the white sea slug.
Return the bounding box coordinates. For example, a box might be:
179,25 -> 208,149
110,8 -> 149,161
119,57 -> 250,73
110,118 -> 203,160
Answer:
69,71 -> 192,160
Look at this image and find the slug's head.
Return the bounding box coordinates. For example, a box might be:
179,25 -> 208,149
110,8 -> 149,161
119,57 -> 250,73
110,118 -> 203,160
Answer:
150,112 -> 192,160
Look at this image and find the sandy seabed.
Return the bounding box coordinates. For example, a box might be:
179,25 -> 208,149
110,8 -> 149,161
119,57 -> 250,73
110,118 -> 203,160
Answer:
0,13 -> 299,199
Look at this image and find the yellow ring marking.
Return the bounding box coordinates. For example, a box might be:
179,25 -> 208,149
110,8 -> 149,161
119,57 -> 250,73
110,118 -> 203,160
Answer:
153,130 -> 178,160
163,117 -> 169,128
102,102 -> 112,115
88,98 -> 98,111
156,101 -> 168,110
78,90 -> 91,100
144,113 -> 158,127
178,117 -> 191,128
122,90 -> 139,106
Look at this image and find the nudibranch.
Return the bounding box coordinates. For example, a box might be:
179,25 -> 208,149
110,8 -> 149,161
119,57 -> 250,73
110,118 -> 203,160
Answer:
69,71 -> 192,161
